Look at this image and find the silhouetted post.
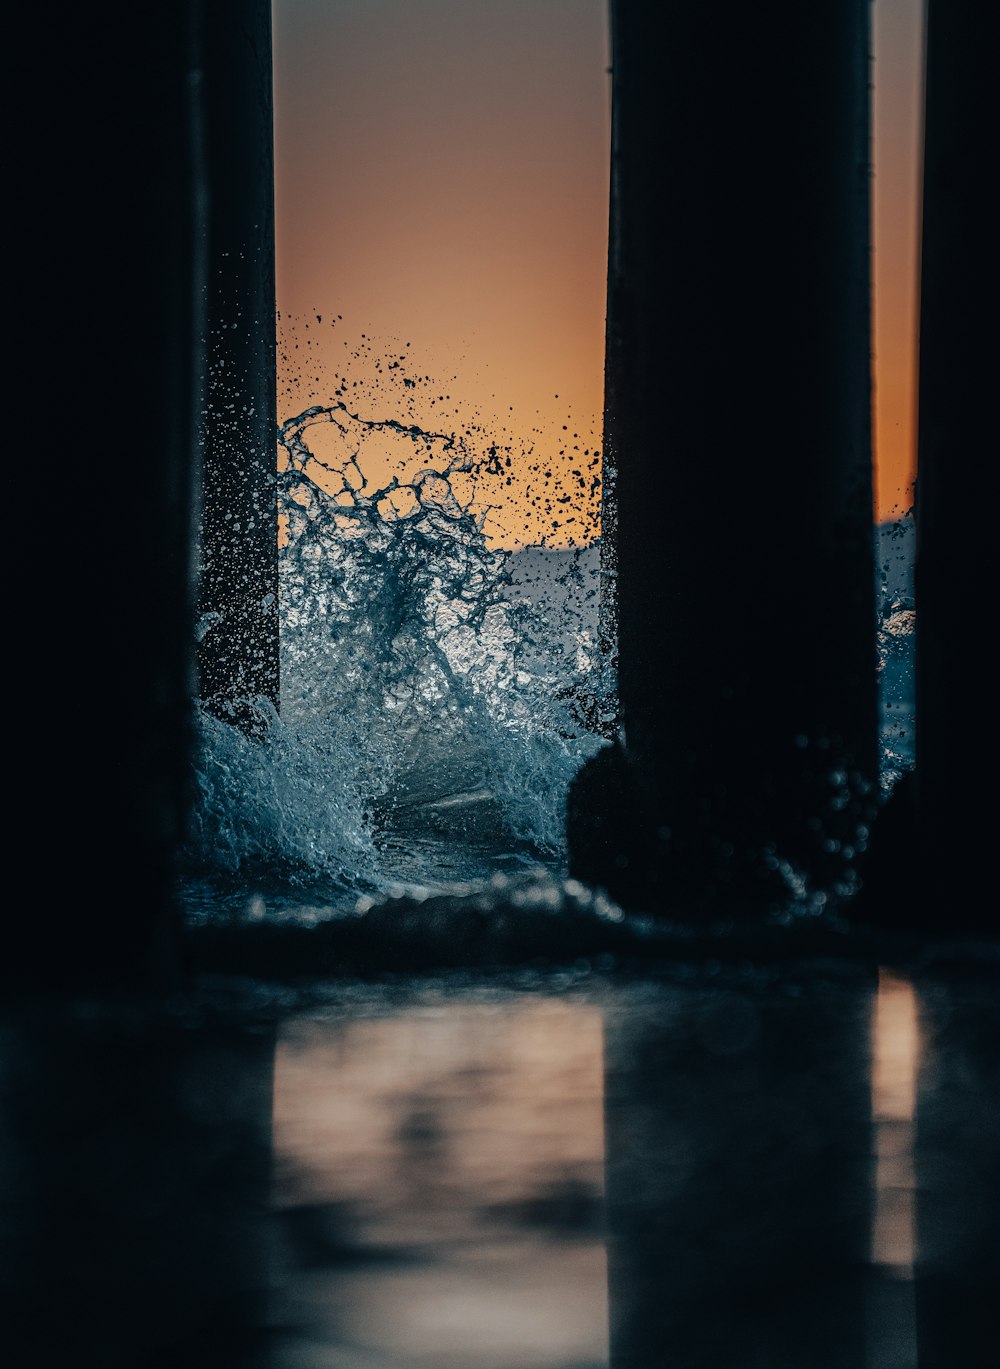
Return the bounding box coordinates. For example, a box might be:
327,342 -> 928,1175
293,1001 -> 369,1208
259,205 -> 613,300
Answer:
14,6 -> 208,984
16,1 -> 278,984
198,0 -> 280,725
570,1 -> 877,912
913,1 -> 990,926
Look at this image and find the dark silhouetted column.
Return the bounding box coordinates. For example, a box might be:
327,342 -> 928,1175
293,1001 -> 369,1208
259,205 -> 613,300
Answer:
14,7 -> 208,984
570,1 -> 877,913
913,1 -> 990,926
197,0 -> 280,725
15,1 -> 279,984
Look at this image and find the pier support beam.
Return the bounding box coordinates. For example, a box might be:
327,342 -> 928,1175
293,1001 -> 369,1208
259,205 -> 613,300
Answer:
16,3 -> 279,984
197,0 -> 280,725
569,1 -> 877,913
913,1 -> 990,928
16,6 -> 209,984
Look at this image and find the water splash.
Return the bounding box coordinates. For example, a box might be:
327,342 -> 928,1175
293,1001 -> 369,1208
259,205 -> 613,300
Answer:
876,514 -> 916,793
183,379 -> 915,926
184,399 -> 609,903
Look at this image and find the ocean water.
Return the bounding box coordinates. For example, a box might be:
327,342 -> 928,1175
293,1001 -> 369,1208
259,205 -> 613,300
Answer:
184,400 -> 611,921
875,515 -> 916,791
181,402 -> 914,930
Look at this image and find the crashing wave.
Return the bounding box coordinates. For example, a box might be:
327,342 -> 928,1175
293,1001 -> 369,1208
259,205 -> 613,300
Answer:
183,402 -> 609,901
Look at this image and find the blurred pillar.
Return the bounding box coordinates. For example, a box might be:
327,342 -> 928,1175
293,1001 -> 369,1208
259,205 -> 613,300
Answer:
197,0 -> 280,726
570,0 -> 877,912
603,979 -> 874,1367
13,1 -> 279,985
913,1 -> 990,926
15,5 -> 208,984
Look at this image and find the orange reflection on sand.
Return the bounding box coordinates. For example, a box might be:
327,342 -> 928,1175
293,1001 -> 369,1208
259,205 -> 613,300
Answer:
871,968 -> 919,1269
272,995 -> 608,1368
868,968 -> 919,1368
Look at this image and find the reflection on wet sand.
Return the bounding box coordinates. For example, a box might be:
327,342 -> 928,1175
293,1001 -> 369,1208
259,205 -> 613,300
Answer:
271,996 -> 608,1368
915,976 -> 1000,1369
0,1007 -> 276,1369
603,976 -> 875,1369
2,966 -> 997,1368
868,971 -> 919,1368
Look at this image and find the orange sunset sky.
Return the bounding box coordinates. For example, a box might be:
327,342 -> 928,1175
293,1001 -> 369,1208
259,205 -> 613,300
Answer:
274,0 -> 923,547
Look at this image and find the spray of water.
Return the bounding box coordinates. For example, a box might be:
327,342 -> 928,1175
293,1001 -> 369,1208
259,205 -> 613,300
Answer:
184,398 -> 609,907
183,334 -> 915,926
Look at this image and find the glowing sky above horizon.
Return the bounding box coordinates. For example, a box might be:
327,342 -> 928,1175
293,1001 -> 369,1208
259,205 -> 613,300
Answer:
274,0 -> 922,545
872,0 -> 923,524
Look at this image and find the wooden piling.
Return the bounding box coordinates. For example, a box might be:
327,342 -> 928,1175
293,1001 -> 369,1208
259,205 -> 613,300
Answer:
570,1 -> 877,912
